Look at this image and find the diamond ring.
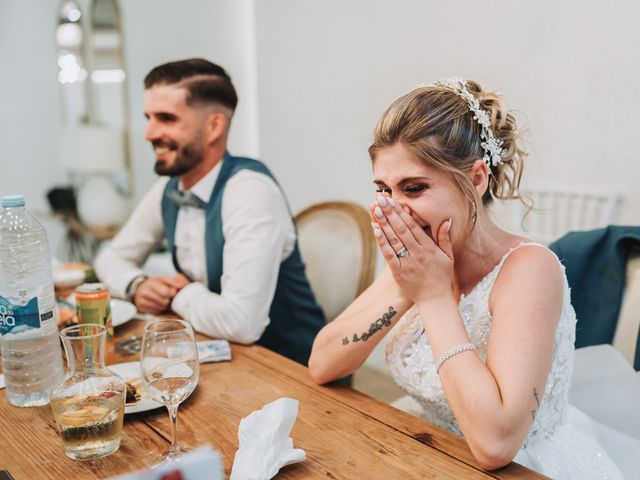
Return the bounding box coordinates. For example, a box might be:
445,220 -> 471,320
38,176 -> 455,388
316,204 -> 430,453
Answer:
396,246 -> 409,258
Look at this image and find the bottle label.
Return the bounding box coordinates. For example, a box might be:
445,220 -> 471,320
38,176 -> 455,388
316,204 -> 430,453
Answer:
0,294 -> 50,336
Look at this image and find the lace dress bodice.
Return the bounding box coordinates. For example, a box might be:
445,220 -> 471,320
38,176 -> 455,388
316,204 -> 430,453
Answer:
385,243 -> 577,447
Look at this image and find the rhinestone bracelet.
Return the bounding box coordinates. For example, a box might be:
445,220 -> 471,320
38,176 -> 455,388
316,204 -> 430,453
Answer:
436,343 -> 476,373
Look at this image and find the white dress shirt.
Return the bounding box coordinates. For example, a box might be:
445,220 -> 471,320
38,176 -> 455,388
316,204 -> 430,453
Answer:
94,160 -> 296,344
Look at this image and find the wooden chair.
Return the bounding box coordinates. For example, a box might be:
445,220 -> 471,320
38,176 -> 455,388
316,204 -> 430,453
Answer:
512,189 -> 622,244
295,201 -> 377,323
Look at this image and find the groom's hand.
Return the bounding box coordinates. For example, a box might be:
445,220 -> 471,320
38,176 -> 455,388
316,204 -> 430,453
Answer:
134,276 -> 180,314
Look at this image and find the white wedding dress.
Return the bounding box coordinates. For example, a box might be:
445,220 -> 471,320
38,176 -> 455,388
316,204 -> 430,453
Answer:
385,243 -> 640,479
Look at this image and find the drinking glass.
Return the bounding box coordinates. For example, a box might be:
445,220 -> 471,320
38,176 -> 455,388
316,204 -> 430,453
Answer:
140,319 -> 199,465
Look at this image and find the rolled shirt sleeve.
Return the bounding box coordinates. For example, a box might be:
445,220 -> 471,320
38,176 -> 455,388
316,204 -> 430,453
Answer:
94,178 -> 168,298
171,170 -> 295,343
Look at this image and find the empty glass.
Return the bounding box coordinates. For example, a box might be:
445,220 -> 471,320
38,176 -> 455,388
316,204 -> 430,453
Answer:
140,319 -> 199,465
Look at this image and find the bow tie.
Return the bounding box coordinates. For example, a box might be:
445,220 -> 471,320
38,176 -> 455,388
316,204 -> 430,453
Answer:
166,189 -> 207,209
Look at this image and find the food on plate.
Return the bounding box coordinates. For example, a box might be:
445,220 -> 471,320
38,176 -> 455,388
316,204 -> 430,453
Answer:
125,381 -> 140,404
63,262 -> 90,271
57,303 -> 78,330
124,377 -> 150,405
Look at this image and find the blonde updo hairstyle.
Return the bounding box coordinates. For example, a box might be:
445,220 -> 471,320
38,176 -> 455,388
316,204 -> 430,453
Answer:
369,80 -> 527,221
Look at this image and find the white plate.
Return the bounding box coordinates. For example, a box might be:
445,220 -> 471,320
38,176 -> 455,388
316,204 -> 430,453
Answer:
111,299 -> 137,327
108,361 -> 163,414
53,268 -> 86,288
65,296 -> 137,328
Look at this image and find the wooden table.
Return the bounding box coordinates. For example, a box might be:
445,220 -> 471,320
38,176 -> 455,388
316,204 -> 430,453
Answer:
0,319 -> 546,479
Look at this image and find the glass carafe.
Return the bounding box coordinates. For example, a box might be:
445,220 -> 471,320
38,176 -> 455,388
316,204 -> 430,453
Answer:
50,323 -> 126,460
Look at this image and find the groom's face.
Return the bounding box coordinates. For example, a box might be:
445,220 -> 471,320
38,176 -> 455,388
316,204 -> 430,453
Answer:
143,85 -> 206,177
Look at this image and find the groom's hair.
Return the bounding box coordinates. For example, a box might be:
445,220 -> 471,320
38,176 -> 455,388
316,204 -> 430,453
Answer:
144,58 -> 238,111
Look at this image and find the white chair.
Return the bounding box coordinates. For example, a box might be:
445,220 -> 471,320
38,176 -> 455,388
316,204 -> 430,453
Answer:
511,189 -> 622,245
612,248 -> 640,366
295,201 -> 377,322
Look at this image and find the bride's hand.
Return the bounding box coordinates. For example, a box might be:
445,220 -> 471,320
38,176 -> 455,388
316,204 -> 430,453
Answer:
370,196 -> 454,305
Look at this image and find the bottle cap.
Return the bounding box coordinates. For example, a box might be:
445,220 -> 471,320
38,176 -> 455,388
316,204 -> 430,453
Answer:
1,195 -> 25,208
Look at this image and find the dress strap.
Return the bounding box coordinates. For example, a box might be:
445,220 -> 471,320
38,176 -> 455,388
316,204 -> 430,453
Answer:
497,241 -> 546,268
495,241 -> 566,280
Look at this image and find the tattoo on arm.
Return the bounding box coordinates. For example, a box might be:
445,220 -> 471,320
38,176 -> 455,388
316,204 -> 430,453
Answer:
531,387 -> 541,421
342,306 -> 397,346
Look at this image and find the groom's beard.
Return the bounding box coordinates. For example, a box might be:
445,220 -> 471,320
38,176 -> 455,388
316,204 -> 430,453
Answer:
153,136 -> 204,177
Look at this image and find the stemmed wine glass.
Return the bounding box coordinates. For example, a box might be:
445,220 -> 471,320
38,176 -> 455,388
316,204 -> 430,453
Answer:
140,319 -> 199,465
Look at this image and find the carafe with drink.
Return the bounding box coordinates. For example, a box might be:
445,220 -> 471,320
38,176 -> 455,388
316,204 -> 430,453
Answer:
50,323 -> 125,460
0,194 -> 64,407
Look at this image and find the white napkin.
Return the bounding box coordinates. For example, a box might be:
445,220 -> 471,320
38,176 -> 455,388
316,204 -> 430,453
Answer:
0,374 -> 4,389
230,397 -> 305,480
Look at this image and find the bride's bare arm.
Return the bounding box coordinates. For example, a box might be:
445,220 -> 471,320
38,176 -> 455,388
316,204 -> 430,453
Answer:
421,246 -> 563,470
308,266 -> 413,384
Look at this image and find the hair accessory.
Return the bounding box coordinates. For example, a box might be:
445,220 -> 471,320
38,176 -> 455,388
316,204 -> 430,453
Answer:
436,342 -> 476,373
431,78 -> 504,170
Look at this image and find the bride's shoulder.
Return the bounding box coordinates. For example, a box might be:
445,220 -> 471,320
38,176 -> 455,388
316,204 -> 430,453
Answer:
489,241 -> 565,328
493,240 -> 564,298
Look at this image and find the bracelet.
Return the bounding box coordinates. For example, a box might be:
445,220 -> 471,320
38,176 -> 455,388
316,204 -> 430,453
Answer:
125,274 -> 148,302
436,343 -> 476,373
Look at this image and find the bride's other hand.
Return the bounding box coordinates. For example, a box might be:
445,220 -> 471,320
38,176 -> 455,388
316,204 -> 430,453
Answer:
370,196 -> 453,304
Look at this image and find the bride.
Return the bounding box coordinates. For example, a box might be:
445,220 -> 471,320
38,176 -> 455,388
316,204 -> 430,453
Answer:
308,78 -> 639,478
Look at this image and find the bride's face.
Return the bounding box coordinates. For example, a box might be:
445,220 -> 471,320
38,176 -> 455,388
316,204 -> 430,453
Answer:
372,142 -> 470,244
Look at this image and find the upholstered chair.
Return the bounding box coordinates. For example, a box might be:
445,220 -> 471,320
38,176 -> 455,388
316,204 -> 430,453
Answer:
295,201 -> 377,323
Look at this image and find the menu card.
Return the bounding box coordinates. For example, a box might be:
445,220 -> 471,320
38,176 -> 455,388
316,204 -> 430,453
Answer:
109,445 -> 223,480
197,340 -> 231,363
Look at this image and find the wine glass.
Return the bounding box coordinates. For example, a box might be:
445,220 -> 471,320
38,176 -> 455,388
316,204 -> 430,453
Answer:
140,319 -> 199,465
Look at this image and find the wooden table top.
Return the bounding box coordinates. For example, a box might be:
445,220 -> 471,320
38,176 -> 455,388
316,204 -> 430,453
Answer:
0,319 -> 546,479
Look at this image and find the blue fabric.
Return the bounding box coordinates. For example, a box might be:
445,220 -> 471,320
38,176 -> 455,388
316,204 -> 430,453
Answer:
161,153 -> 325,365
549,226 -> 640,369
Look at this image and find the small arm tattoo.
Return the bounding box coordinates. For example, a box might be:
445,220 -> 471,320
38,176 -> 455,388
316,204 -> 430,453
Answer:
531,387 -> 541,421
342,306 -> 397,345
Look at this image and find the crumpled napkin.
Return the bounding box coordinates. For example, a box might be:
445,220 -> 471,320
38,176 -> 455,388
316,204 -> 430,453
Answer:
230,397 -> 306,480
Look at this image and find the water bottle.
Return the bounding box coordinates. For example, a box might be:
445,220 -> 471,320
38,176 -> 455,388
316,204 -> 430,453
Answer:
0,194 -> 64,407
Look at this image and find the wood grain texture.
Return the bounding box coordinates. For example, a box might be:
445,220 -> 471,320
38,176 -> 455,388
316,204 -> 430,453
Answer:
142,350 -> 491,479
0,402 -> 167,479
238,344 -> 548,480
0,319 -> 547,479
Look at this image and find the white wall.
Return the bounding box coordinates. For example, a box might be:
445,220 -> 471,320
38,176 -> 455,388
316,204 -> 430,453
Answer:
254,0 -> 640,228
0,1 -> 65,210
254,0 -> 640,372
0,1 -> 67,254
120,0 -> 259,201
3,0 -> 639,265
0,0 -> 259,258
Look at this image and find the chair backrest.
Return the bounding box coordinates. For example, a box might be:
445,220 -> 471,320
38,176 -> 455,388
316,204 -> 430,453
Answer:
512,189 -> 622,244
612,248 -> 640,367
295,201 -> 377,322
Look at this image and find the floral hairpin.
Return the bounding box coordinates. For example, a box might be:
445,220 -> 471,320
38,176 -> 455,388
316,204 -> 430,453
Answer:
432,78 -> 504,170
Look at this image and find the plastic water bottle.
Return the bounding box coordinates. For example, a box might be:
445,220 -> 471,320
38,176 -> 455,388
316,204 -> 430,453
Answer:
0,195 -> 64,406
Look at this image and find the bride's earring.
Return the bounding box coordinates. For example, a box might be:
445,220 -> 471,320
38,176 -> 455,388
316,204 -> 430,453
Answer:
470,200 -> 478,227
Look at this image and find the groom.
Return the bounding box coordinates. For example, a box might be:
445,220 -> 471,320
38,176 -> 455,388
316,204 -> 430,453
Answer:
94,58 -> 324,365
